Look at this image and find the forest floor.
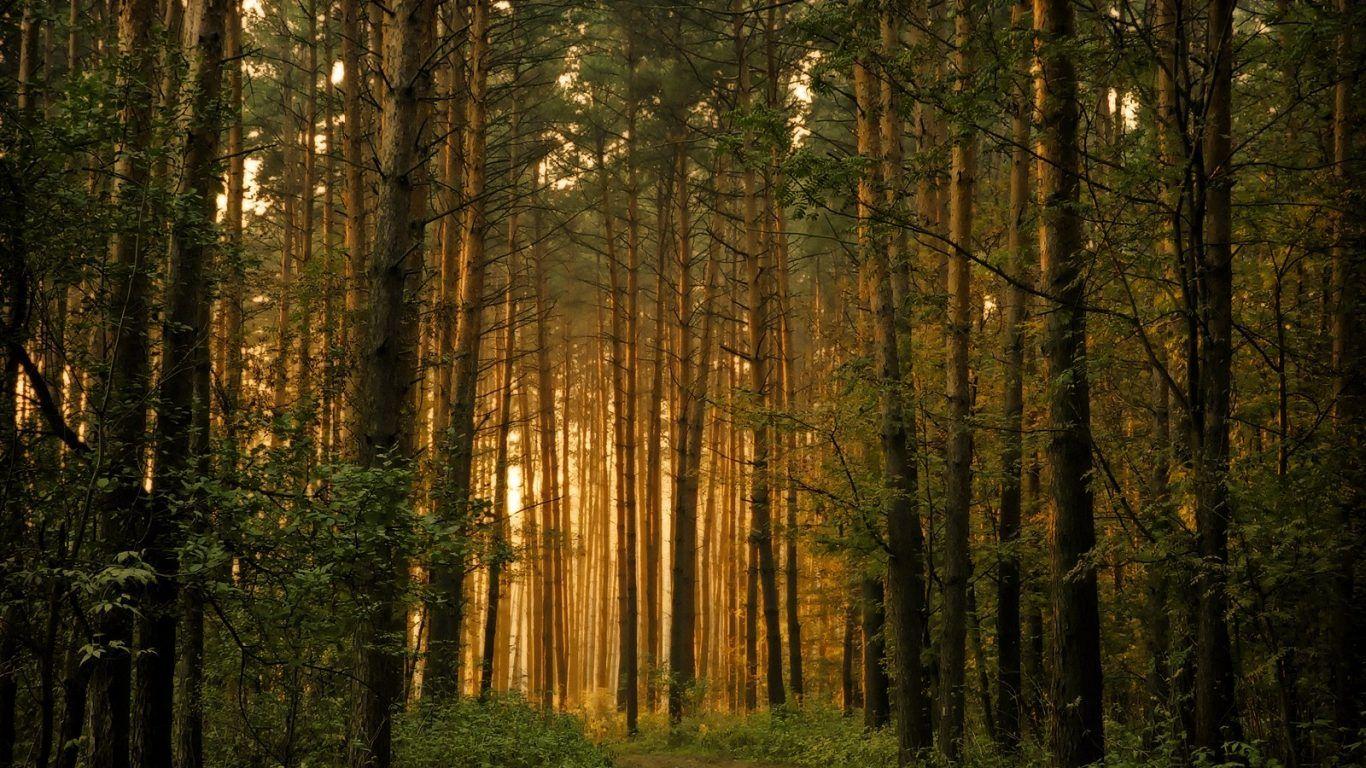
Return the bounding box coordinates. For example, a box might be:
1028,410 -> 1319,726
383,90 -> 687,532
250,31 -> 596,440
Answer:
614,753 -> 792,768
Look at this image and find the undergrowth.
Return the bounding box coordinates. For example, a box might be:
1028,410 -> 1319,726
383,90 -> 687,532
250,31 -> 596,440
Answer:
612,706 -> 1291,767
396,694 -> 611,768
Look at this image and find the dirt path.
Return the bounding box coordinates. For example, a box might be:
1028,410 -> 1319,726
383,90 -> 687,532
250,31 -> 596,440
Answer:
613,753 -> 791,768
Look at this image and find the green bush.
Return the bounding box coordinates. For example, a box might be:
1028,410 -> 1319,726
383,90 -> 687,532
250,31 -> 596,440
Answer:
396,695 -> 612,768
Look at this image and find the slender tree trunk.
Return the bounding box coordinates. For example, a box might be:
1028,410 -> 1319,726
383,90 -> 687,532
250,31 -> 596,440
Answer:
1193,0 -> 1241,751
1035,0 -> 1105,758
736,9 -> 784,708
601,92 -> 641,731
1146,0 -> 1182,741
871,13 -> 930,756
348,0 -> 433,765
427,0 -> 489,697
852,55 -> 890,732
149,1 -> 228,767
667,132 -> 698,725
295,0 -> 319,448
667,132 -> 722,724
340,0 -> 368,448
937,0 -> 977,757
273,56 -> 297,421
89,0 -> 159,761
480,223 -> 517,700
535,195 -> 564,712
1330,0 -> 1364,751
996,0 -> 1031,750
221,0 -> 245,431
644,171 -> 670,711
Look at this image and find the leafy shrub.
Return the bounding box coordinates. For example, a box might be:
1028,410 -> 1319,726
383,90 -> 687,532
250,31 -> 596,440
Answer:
396,695 -> 611,768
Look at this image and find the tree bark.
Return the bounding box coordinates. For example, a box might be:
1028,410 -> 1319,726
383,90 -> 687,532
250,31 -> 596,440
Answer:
667,132 -> 722,724
340,0 -> 369,448
871,11 -> 931,757
348,0 -> 434,765
480,210 -> 518,700
736,7 -> 785,709
1330,0 -> 1364,752
1035,0 -> 1105,758
644,170 -> 671,710
853,56 -> 890,732
147,1 -> 229,767
1193,0 -> 1241,751
427,0 -> 489,698
937,0 -> 977,757
89,0 -> 159,762
996,0 -> 1030,750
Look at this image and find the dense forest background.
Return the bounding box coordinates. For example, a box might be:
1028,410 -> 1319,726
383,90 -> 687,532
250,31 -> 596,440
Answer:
0,0 -> 1362,766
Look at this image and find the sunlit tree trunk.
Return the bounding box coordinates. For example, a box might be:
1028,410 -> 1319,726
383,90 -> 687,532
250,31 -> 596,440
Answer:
667,132 -> 697,725
221,0 -> 245,431
273,52 -> 297,422
480,215 -> 517,700
735,6 -> 784,709
852,56 -> 890,732
427,0 -> 489,697
643,171 -> 671,710
340,0 -> 368,448
936,0 -> 977,757
667,129 -> 721,724
535,193 -> 563,713
295,0 -> 319,449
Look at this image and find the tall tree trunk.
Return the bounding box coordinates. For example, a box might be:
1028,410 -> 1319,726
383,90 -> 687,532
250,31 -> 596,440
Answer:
427,0 -> 489,697
295,0 -> 319,447
1193,0 -> 1241,751
736,7 -> 785,709
667,131 -> 722,724
1330,0 -> 1364,752
340,0 -> 368,448
221,0 -> 245,431
147,2 -> 228,767
667,132 -> 697,725
757,4 -> 803,706
348,0 -> 433,765
1147,0 -> 1182,741
871,10 -> 931,756
853,55 -> 890,732
996,0 -> 1030,750
644,171 -> 671,710
89,0 -> 159,761
535,194 -> 564,712
273,56 -> 297,421
601,79 -> 641,732
937,0 -> 977,757
480,218 -> 517,700
1035,0 -> 1105,758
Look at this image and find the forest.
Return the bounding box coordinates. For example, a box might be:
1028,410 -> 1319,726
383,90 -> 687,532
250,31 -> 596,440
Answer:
0,0 -> 1362,765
